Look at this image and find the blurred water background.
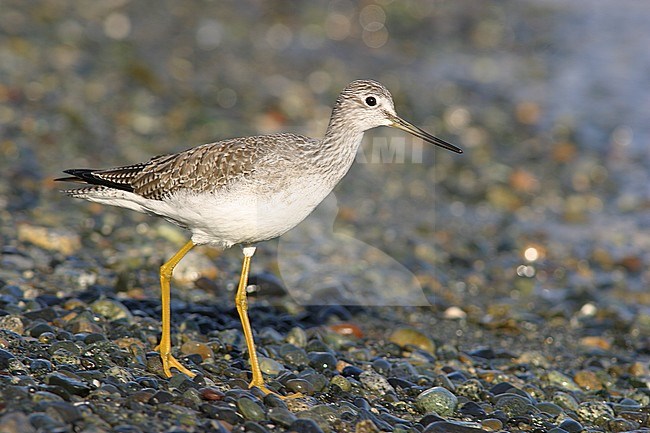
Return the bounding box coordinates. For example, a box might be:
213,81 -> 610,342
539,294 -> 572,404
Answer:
1,0 -> 649,311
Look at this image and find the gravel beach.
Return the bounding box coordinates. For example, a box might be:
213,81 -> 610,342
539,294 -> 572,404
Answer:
1,2 -> 649,432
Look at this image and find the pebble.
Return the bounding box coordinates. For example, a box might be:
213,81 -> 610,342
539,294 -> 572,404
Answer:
268,407 -> 297,427
0,315 -> 24,334
494,393 -> 535,417
286,327 -> 308,348
17,224 -> 81,255
552,392 -> 580,412
328,323 -> 363,338
290,418 -> 325,433
416,386 -> 458,416
455,379 -> 484,401
573,369 -> 603,391
558,418 -> 583,433
258,356 -> 284,375
388,327 -> 435,354
180,341 -> 214,361
90,299 -> 133,321
237,397 -> 266,421
279,344 -> 310,366
330,375 -> 352,392
285,378 -> 315,394
576,401 -> 614,425
0,348 -> 16,370
308,351 -> 337,372
45,372 -> 91,397
546,370 -> 581,391
480,418 -> 503,431
0,412 -> 36,433
536,401 -> 564,416
359,370 -> 395,396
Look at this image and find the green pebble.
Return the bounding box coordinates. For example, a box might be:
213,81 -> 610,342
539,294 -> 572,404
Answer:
416,386 -> 458,416
237,397 -> 266,421
259,356 -> 284,376
330,375 -> 351,392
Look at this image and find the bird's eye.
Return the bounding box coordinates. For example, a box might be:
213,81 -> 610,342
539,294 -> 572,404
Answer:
365,96 -> 377,107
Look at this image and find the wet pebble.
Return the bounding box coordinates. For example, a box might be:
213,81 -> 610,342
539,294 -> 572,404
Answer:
290,418 -> 325,433
0,348 -> 16,370
455,379 -> 484,401
576,401 -> 614,425
494,393 -> 535,417
237,397 -> 266,421
546,370 -> 581,391
0,315 -> 24,334
286,327 -> 308,348
308,351 -> 337,372
257,358 -> 283,378
45,372 -> 91,397
573,369 -> 603,391
558,418 -> 583,433
91,299 -> 133,321
285,378 -> 315,394
552,391 -> 580,412
389,327 -> 435,354
279,344 -> 310,366
268,406 -> 297,427
416,386 -> 458,416
330,375 -> 351,392
359,370 -> 395,395
480,418 -> 503,431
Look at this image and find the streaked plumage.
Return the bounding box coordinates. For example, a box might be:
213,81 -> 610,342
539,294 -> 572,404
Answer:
57,79 -> 462,393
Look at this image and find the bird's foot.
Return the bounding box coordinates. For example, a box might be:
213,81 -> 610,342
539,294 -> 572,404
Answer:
156,347 -> 196,378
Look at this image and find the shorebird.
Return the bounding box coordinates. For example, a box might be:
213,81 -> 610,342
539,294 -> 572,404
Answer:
57,79 -> 462,395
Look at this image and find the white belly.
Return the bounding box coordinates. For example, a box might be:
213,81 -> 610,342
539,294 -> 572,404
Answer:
143,175 -> 334,248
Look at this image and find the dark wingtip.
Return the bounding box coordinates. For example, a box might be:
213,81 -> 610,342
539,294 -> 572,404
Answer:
55,169 -> 97,183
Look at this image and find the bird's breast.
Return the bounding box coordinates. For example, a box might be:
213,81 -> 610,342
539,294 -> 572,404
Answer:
158,174 -> 336,248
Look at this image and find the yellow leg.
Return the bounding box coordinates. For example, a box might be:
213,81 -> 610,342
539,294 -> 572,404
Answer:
235,247 -> 302,399
156,239 -> 196,378
234,246 -> 273,394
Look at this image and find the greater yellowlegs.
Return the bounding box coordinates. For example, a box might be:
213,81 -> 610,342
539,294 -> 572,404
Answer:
57,79 -> 462,394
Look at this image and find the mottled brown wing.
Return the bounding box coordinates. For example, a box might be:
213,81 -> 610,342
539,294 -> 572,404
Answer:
130,137 -> 265,200
60,134 -> 311,200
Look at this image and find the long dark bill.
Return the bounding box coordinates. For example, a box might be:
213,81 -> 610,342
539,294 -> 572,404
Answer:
390,115 -> 463,154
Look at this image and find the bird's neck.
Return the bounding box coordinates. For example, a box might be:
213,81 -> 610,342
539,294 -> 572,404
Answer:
318,113 -> 365,182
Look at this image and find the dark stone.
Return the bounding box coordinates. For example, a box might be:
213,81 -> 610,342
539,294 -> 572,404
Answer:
148,390 -> 174,404
308,351 -> 337,372
45,373 -> 91,397
289,418 -> 325,433
268,407 -> 297,427
459,401 -> 487,419
419,413 -> 445,427
388,377 -> 417,390
23,307 -> 58,321
29,323 -> 55,338
35,401 -> 82,423
241,421 -> 270,433
28,413 -> 65,432
200,405 -> 239,424
0,348 -> 16,370
490,382 -> 517,395
446,371 -> 468,382
341,365 -> 363,379
371,358 -> 392,375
